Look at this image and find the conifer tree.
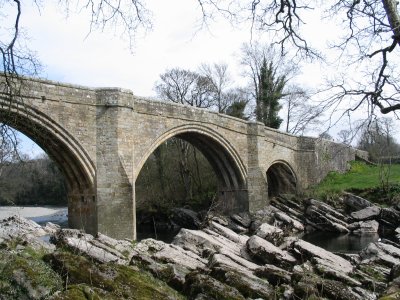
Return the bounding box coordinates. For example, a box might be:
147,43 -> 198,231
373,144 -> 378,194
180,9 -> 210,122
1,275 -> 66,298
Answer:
257,58 -> 285,128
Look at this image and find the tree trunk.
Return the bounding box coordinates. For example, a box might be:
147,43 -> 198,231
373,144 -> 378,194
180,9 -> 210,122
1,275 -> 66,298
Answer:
382,0 -> 400,46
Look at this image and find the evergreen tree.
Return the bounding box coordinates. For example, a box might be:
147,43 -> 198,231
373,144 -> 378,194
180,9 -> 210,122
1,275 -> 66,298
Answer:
257,58 -> 285,128
226,100 -> 248,120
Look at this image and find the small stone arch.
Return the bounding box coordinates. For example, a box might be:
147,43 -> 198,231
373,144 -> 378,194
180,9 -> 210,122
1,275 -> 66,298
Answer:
0,98 -> 97,233
266,160 -> 297,197
136,124 -> 248,213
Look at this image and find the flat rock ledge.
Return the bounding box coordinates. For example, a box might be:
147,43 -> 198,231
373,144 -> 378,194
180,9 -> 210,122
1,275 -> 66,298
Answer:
2,194 -> 400,300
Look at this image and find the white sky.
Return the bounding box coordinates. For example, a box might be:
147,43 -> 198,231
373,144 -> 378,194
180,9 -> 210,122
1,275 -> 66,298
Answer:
4,1 -> 399,156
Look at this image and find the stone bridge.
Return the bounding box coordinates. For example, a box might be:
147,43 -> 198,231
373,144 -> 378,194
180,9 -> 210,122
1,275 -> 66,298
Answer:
0,76 -> 367,240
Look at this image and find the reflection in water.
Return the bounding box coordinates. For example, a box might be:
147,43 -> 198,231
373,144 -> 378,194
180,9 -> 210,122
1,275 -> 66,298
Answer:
302,231 -> 380,253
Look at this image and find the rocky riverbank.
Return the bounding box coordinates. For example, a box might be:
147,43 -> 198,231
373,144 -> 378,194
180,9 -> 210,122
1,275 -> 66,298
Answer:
1,194 -> 400,299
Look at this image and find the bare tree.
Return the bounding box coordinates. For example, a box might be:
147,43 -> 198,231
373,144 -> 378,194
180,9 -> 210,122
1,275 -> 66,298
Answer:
0,124 -> 19,178
199,63 -> 232,113
282,86 -> 323,135
196,0 -> 400,117
358,117 -> 400,160
155,68 -> 215,109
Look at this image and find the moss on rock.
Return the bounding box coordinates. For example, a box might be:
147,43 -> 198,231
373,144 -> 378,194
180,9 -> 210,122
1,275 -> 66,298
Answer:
184,271 -> 245,300
0,248 -> 63,299
44,251 -> 185,300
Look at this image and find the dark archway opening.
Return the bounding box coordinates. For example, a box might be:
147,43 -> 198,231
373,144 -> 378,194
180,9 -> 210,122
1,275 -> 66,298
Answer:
136,133 -> 247,241
266,162 -> 297,197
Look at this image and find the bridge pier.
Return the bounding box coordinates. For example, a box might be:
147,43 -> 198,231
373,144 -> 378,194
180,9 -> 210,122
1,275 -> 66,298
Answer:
95,88 -> 136,240
246,123 -> 269,212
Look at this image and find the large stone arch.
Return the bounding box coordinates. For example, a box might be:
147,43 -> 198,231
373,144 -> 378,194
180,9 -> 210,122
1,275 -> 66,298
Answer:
0,98 -> 97,233
136,124 -> 248,213
266,160 -> 297,197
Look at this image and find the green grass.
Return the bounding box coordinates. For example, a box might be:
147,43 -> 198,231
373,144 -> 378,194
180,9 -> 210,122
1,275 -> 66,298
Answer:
310,161 -> 400,202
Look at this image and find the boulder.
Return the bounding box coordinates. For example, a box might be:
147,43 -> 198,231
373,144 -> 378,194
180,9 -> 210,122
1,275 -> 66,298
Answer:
0,249 -> 63,299
254,223 -> 284,245
52,229 -> 127,265
305,198 -> 349,222
208,221 -> 248,245
172,228 -> 245,258
349,220 -> 380,234
43,222 -> 61,234
380,207 -> 400,228
134,238 -> 207,271
318,279 -> 374,300
254,264 -> 292,285
170,208 -> 202,229
270,196 -> 304,221
208,253 -> 254,273
305,205 -> 349,233
246,235 -> 297,268
290,239 -> 354,274
274,211 -> 304,232
391,264 -> 400,280
211,249 -> 259,271
351,206 -> 381,221
45,251 -> 184,300
210,267 -> 274,299
249,206 -> 277,232
230,212 -> 252,228
360,242 -> 400,267
96,232 -> 136,258
313,257 -> 362,286
343,193 -> 372,211
0,215 -> 54,251
378,276 -> 400,300
183,271 -> 245,300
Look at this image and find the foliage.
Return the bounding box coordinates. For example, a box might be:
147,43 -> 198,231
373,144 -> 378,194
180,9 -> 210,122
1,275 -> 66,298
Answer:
0,155 -> 67,206
310,161 -> 400,202
257,58 -> 285,128
225,99 -> 249,120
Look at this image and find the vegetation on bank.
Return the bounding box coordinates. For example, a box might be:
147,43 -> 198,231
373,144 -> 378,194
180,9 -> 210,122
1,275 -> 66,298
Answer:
0,156 -> 67,206
310,161 -> 400,204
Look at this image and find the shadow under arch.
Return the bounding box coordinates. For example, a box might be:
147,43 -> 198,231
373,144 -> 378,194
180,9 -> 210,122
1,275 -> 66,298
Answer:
266,160 -> 297,197
0,98 -> 97,233
136,124 -> 249,213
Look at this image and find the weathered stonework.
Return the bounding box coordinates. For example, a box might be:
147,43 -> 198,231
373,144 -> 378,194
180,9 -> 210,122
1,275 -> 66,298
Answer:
0,76 -> 367,239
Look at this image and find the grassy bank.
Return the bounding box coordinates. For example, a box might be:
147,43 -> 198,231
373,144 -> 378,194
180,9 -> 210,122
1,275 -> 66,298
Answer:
310,161 -> 400,204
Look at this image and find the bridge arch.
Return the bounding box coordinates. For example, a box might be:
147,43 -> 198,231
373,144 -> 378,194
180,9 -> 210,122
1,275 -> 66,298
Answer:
0,98 -> 97,233
136,124 -> 248,212
266,160 -> 297,197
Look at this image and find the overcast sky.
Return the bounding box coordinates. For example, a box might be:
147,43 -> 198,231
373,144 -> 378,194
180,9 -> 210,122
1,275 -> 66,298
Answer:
4,1 -> 399,156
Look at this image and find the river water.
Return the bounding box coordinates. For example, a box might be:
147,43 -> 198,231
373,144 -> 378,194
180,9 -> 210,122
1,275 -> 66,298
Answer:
302,231 -> 380,253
